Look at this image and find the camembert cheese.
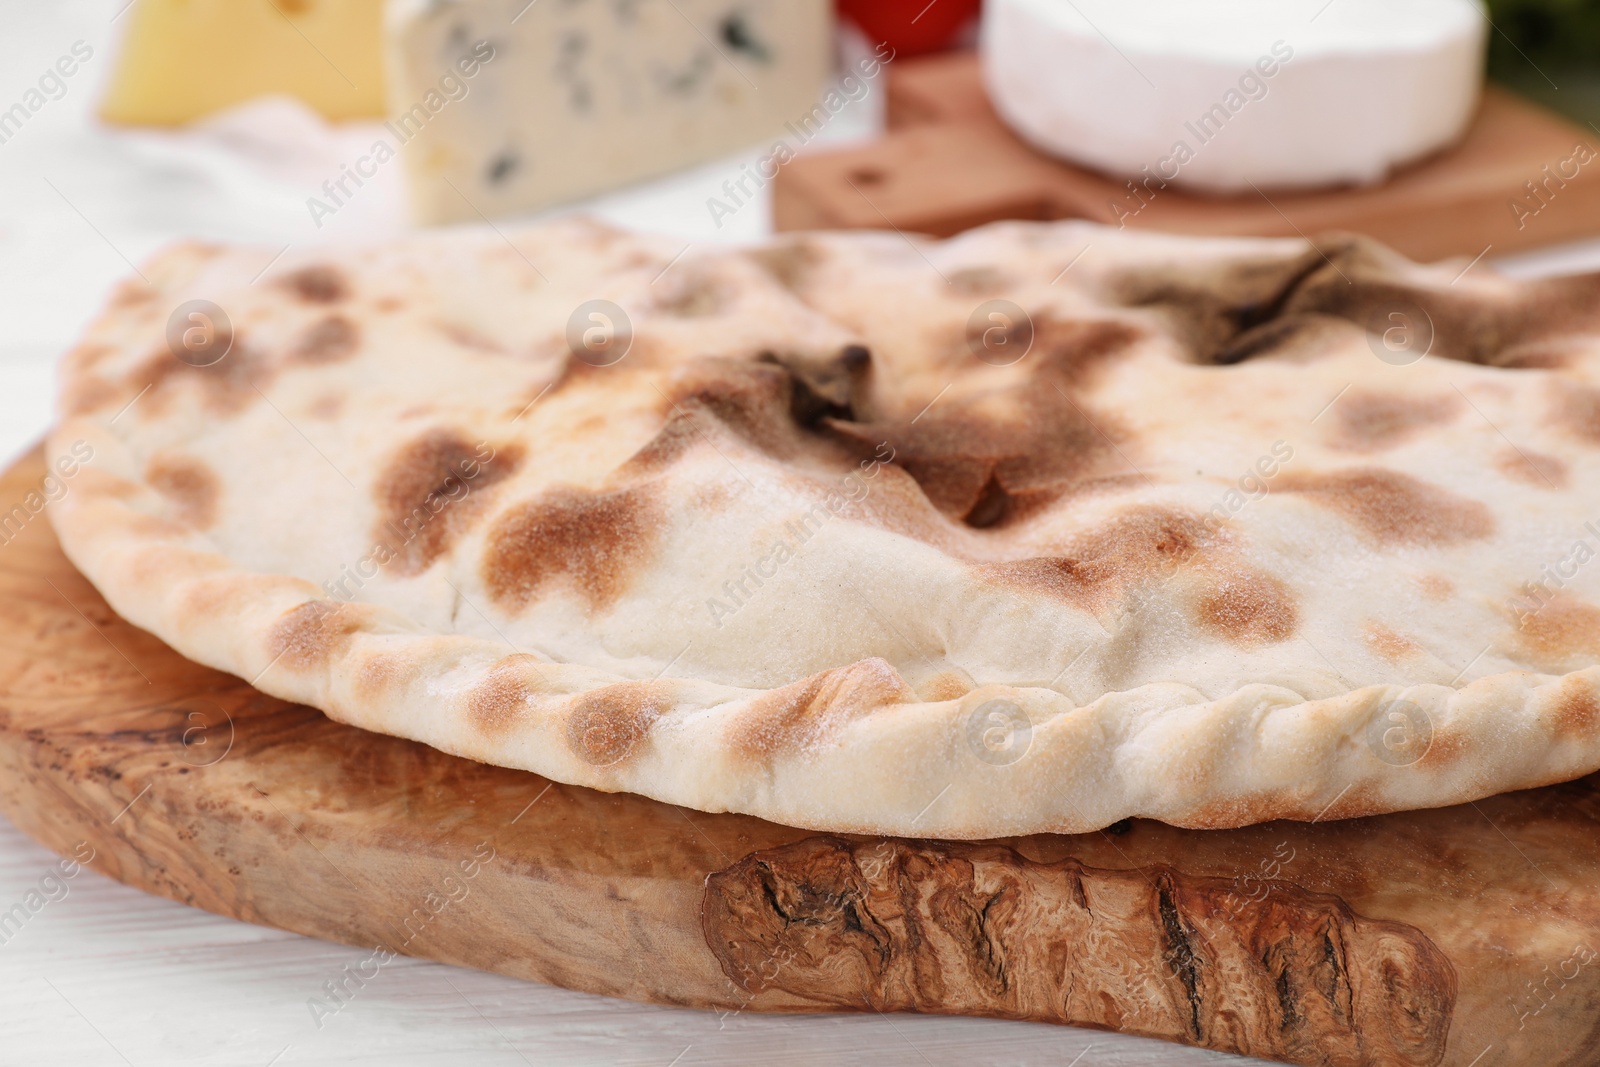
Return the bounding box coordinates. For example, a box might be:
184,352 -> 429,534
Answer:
982,0 -> 1486,192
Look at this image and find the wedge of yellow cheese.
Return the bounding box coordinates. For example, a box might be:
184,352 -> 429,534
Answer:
100,0 -> 385,125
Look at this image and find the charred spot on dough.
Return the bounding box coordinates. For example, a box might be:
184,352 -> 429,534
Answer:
1550,678 -> 1600,742
129,339 -> 267,416
435,320 -> 506,353
691,479 -> 737,513
293,315 -> 360,364
748,238 -> 823,292
1416,723 -> 1467,770
839,343 -> 871,370
1495,447 -> 1568,489
1109,241 -> 1329,364
1508,596 -> 1600,672
656,343 -> 1153,519
963,473 -> 1011,529
816,315 -> 1139,523
62,376 -> 120,416
837,416 -> 992,520
661,352 -> 873,466
1363,622 -> 1423,663
374,429 -> 525,576
1031,316 -> 1145,387
1494,340 -> 1570,370
1214,314 -> 1348,366
1269,238 -> 1466,335
281,265 -> 348,304
483,483 -> 662,612
1115,233 -> 1598,367
918,671 -> 975,702
800,461 -> 966,554
109,279 -> 158,309
979,506 -> 1217,613
354,652 -> 407,702
467,654 -> 544,737
500,380 -> 555,424
1417,573 -> 1455,601
732,658 -> 914,760
65,342 -> 116,373
266,600 -> 369,671
1215,237 -> 1437,365
665,358 -> 801,457
543,332 -> 656,398
145,453 -> 221,529
1194,570 -> 1298,647
308,392 -> 345,420
620,410 -> 708,476
565,682 -> 668,766
1332,391 -> 1459,452
175,571 -> 268,623
758,345 -> 869,427
829,385 -> 1125,527
1554,383 -> 1600,444
652,267 -> 727,317
1284,244 -> 1600,368
1275,468 -> 1494,546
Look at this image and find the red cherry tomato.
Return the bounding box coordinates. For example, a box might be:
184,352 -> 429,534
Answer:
837,0 -> 983,57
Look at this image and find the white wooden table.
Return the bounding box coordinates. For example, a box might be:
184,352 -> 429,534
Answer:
3,3 -> 1598,1063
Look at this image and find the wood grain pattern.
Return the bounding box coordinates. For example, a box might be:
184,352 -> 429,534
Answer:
773,52 -> 1600,261
703,839 -> 1456,1066
1,446 -> 1599,1066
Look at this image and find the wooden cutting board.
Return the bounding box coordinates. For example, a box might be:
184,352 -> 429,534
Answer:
773,52 -> 1600,261
3,444 -> 1600,1067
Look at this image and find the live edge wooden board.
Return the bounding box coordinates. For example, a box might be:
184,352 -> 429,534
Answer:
773,52 -> 1600,261
4,446 -> 1600,1067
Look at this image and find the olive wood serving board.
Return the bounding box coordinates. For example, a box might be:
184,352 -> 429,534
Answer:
2,445 -> 1599,1067
772,51 -> 1600,261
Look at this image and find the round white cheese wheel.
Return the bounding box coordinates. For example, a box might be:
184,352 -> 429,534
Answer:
981,0 -> 1487,192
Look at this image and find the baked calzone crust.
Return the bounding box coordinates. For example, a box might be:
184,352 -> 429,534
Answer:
48,218 -> 1600,836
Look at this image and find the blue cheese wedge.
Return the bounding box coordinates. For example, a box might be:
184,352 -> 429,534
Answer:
386,0 -> 833,223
